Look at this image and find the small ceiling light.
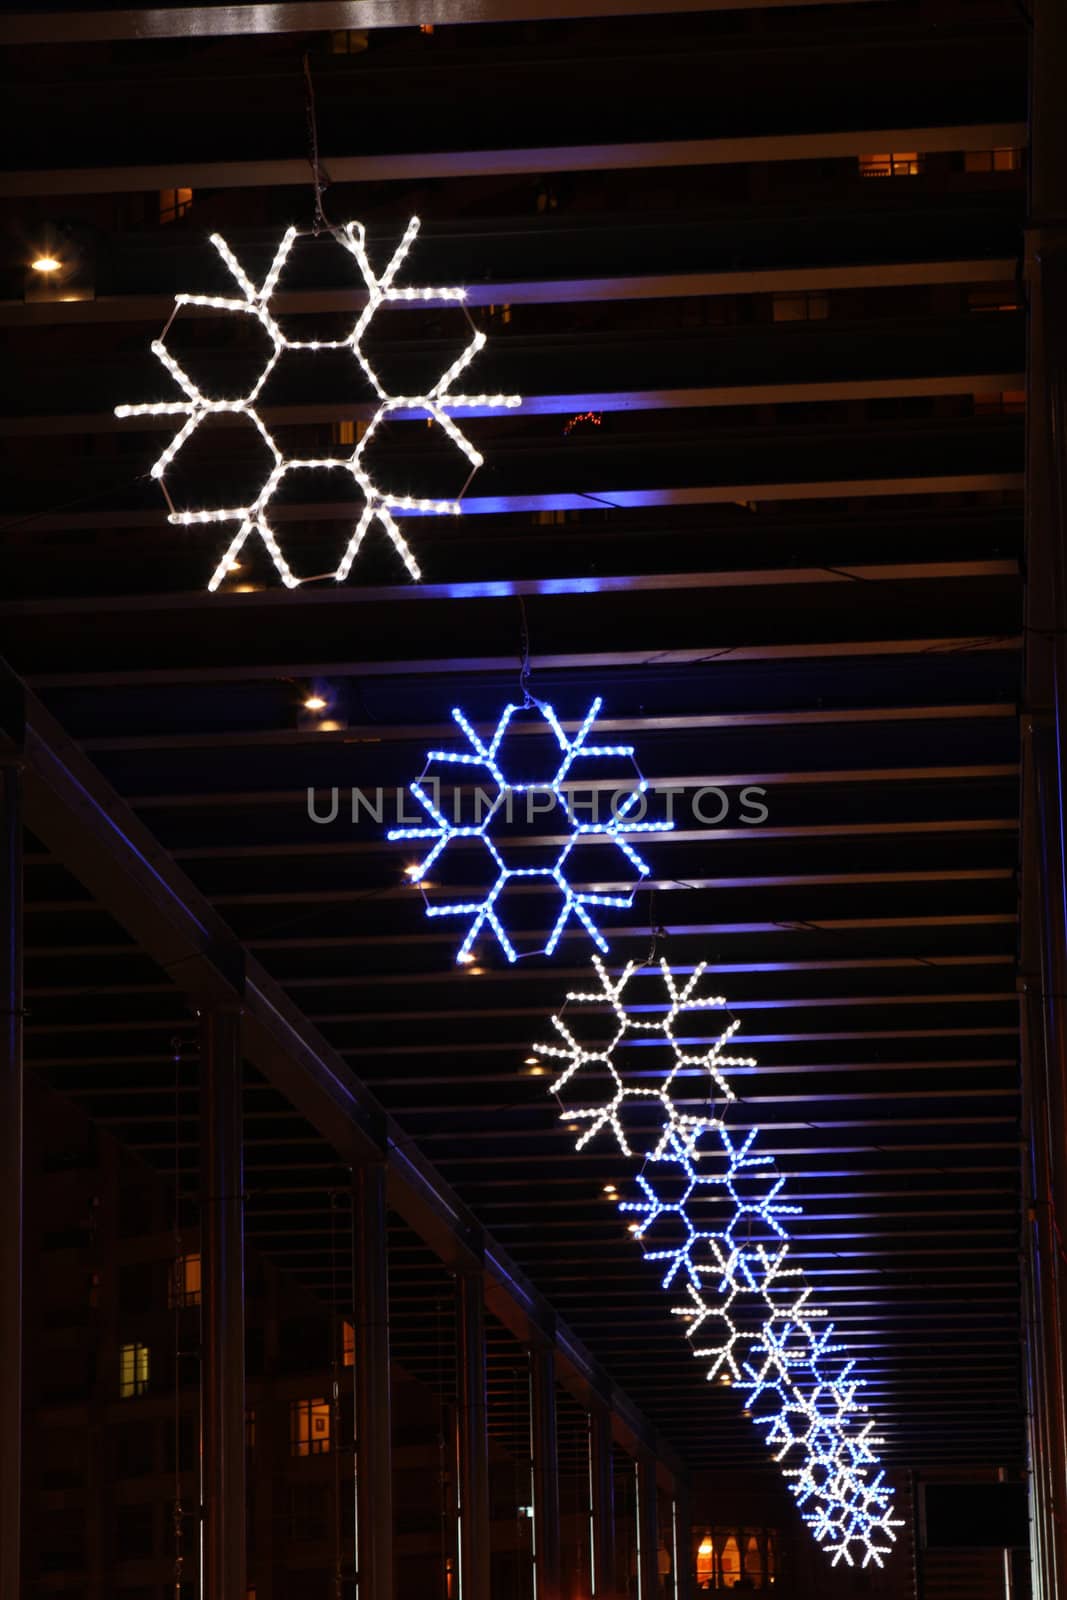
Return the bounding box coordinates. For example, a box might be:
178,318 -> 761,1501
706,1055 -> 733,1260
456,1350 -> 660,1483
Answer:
719,1373 -> 733,1386
303,694 -> 328,713
524,1055 -> 539,1066
405,864 -> 423,880
31,255 -> 61,274
457,950 -> 476,966
527,1064 -> 545,1076
603,1183 -> 618,1197
227,559 -> 243,572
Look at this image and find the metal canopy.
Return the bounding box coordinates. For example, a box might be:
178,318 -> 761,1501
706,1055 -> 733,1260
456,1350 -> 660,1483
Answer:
0,0 -> 1027,1483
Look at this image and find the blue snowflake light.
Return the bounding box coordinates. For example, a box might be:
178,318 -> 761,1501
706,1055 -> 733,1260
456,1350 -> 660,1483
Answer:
387,697 -> 674,963
536,957 -> 903,1569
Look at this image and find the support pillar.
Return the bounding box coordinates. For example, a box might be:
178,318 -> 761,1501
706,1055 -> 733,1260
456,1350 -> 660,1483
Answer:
200,1007 -> 246,1600
673,1479 -> 692,1600
529,1341 -> 561,1600
0,764 -> 23,1600
637,1456 -> 659,1600
590,1403 -> 615,1600
353,1161 -> 393,1600
456,1268 -> 491,1600
1021,5 -> 1067,1600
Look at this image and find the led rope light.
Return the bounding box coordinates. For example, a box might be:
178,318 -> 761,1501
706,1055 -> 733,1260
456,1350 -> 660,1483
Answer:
115,217 -> 521,590
535,958 -> 902,1568
387,697 -> 674,964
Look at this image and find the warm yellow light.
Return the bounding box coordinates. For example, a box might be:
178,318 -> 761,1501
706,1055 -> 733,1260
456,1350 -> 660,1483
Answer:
304,694 -> 328,713
603,1183 -> 617,1196
458,950 -> 476,965
524,1055 -> 540,1066
227,559 -> 243,572
31,255 -> 61,274
405,864 -> 423,880
698,1536 -> 714,1558
527,1064 -> 545,1076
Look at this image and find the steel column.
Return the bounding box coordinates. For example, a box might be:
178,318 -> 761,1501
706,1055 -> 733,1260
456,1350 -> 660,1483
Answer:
353,1162 -> 394,1600
590,1404 -> 616,1600
673,1480 -> 692,1600
637,1456 -> 659,1600
0,763 -> 23,1600
456,1269 -> 491,1600
200,1007 -> 246,1600
530,1342 -> 561,1600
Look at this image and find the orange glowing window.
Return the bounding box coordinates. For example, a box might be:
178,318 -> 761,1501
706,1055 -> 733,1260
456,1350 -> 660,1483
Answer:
720,1534 -> 740,1588
745,1535 -> 763,1585
858,152 -> 921,177
697,1533 -> 715,1589
343,1319 -> 355,1368
964,147 -> 1022,173
290,1397 -> 331,1457
974,390 -> 1026,416
170,1252 -> 201,1308
159,187 -> 193,224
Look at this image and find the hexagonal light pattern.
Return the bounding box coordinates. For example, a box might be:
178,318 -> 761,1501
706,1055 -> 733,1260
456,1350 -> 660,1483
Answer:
387,697 -> 674,964
115,217 -> 521,590
535,958 -> 902,1569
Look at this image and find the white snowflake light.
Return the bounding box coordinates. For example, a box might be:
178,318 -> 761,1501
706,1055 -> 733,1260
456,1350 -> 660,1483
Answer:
387,697 -> 674,964
535,959 -> 902,1568
115,217 -> 521,590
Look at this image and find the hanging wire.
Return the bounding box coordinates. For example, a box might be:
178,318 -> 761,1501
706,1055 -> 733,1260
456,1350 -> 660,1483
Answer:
302,52 -> 338,239
170,1033 -> 185,1600
517,593 -> 534,707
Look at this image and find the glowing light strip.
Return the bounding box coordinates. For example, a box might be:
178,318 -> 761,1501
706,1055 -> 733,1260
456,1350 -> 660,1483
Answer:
387,698 -> 674,964
535,958 -> 903,1569
115,217 -> 521,590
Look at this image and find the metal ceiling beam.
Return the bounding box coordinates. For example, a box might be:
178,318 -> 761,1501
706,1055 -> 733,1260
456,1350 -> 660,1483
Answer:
6,379 -> 1025,440
10,474 -> 1025,544
0,258 -> 1021,328
0,123 -> 1028,198
1,570 -> 1021,623
0,0 -> 896,46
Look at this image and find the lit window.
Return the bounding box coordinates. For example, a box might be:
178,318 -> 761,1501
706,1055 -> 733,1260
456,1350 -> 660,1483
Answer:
170,1252 -> 201,1308
535,510 -> 567,526
332,419 -> 368,447
420,22 -> 435,32
858,152 -> 921,177
974,389 -> 1026,416
330,29 -> 369,52
343,1319 -> 355,1368
159,187 -> 193,224
772,291 -> 829,323
697,1533 -> 715,1589
745,1534 -> 762,1585
964,147 -> 1022,172
290,1397 -> 331,1457
720,1534 -> 740,1588
119,1341 -> 150,1399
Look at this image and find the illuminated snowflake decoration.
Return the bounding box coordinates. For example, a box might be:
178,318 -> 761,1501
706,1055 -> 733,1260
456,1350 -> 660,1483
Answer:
387,697 -> 674,964
535,959 -> 902,1569
536,954 -> 754,1155
115,216 -> 521,591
